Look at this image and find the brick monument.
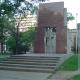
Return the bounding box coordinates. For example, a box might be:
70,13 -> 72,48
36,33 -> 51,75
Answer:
34,2 -> 67,53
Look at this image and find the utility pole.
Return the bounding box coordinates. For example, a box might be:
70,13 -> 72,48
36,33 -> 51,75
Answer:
76,13 -> 78,53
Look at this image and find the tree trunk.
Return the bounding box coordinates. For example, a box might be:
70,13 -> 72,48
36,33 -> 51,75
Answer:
15,24 -> 19,54
15,16 -> 23,55
0,27 -> 4,54
1,42 -> 4,54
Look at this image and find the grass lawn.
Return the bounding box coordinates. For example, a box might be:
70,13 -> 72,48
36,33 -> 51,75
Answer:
59,54 -> 78,71
69,74 -> 80,80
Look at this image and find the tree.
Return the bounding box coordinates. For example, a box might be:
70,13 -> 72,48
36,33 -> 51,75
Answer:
67,12 -> 75,22
0,0 -> 16,54
20,27 -> 36,46
0,0 -> 47,54
12,0 -> 47,54
6,27 -> 36,54
0,16 -> 14,54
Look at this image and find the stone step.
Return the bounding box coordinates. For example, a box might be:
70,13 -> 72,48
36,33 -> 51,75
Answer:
0,66 -> 55,73
6,58 -> 59,62
0,55 -> 61,72
0,61 -> 58,65
11,55 -> 60,58
8,58 -> 59,60
0,63 -> 56,69
9,57 -> 60,60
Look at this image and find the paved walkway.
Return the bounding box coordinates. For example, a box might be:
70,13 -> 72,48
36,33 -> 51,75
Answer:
0,70 -> 49,80
0,70 -> 80,80
48,71 -> 80,80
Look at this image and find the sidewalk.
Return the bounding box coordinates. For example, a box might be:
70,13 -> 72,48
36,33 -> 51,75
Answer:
0,70 -> 49,80
48,71 -> 80,80
0,70 -> 80,80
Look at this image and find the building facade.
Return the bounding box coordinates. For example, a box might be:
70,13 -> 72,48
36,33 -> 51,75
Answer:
16,15 -> 37,32
67,29 -> 77,53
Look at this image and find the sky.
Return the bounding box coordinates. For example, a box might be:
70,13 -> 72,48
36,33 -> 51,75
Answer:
46,0 -> 80,29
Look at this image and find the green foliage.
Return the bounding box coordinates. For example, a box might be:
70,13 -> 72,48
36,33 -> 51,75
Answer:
20,27 -> 36,52
70,74 -> 80,80
0,0 -> 15,53
21,27 -> 36,45
6,37 -> 16,52
6,27 -> 36,54
6,36 -> 28,54
0,2 -> 15,16
60,54 -> 78,71
67,12 -> 75,22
